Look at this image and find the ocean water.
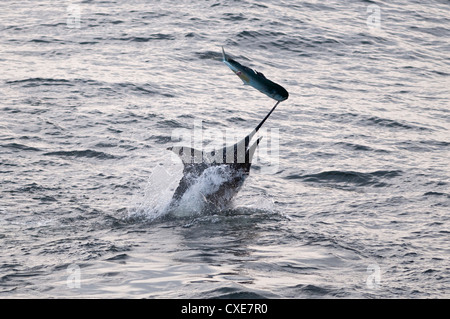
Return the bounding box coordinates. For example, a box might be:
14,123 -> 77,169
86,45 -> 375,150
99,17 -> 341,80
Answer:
1,0 -> 449,298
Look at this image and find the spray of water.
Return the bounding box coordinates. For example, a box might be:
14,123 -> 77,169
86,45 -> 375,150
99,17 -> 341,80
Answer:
169,165 -> 237,218
126,156 -> 278,223
126,158 -> 182,222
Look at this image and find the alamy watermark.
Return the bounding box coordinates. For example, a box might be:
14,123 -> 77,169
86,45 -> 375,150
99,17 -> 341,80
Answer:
366,4 -> 381,30
366,263 -> 381,289
67,4 -> 81,29
66,264 -> 81,289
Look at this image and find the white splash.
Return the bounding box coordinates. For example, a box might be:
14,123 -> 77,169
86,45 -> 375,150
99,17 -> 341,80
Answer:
127,158 -> 239,221
127,159 -> 182,222
171,165 -> 236,218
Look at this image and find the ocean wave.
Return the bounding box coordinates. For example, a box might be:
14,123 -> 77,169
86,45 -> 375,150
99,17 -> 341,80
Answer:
291,284 -> 333,297
5,78 -> 175,98
156,119 -> 189,129
285,170 -> 402,187
6,78 -> 73,88
326,112 -> 431,131
236,30 -> 286,39
423,192 -> 450,198
111,34 -> 175,42
43,149 -> 119,159
362,116 -> 431,131
334,142 -> 390,153
146,135 -> 172,144
114,82 -> 175,98
222,12 -> 247,21
1,143 -> 41,152
199,286 -> 270,299
7,183 -> 60,195
5,78 -> 105,89
194,50 -> 223,60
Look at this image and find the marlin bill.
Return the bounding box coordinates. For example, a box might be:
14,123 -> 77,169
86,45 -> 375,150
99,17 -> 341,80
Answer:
222,47 -> 289,102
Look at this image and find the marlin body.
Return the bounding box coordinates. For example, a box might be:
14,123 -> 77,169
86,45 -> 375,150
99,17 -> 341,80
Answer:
167,133 -> 262,211
222,47 -> 289,102
166,47 -> 289,212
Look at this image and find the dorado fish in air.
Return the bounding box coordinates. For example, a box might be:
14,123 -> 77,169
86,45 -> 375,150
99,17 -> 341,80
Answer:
166,47 -> 289,212
222,47 -> 289,102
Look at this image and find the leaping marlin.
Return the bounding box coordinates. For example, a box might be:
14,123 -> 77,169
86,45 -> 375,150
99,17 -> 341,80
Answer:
166,47 -> 289,211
